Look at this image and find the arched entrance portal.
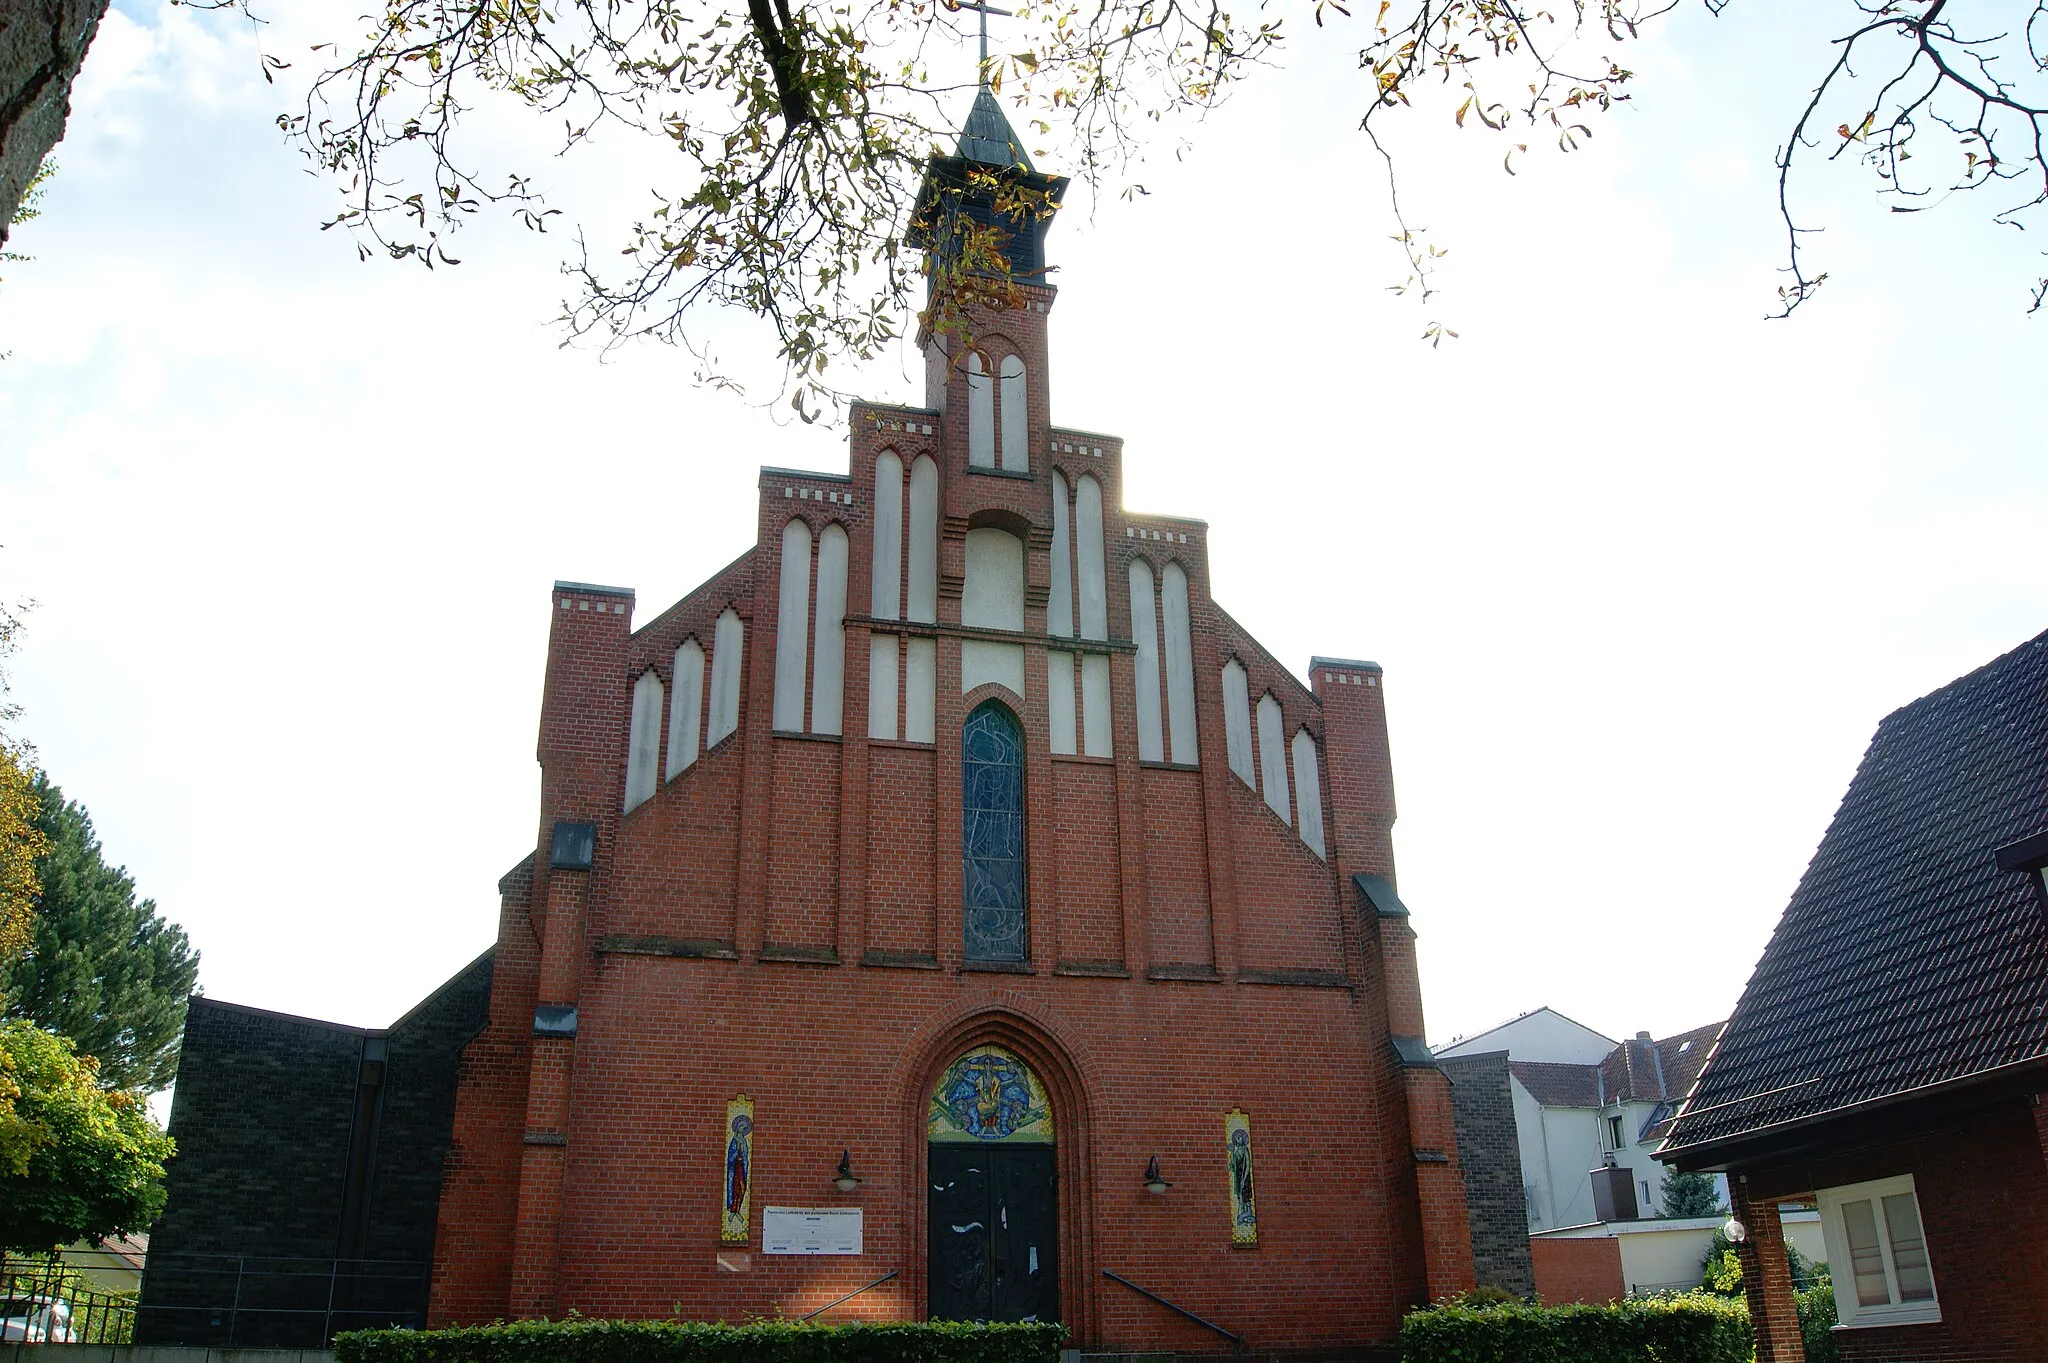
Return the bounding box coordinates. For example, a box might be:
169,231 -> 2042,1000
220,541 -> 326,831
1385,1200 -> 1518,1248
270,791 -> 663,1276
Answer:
926,1045 -> 1059,1323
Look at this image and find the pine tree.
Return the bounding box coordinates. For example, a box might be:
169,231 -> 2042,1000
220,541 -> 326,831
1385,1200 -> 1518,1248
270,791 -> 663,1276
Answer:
1660,1169 -> 1727,1220
2,777 -> 198,1093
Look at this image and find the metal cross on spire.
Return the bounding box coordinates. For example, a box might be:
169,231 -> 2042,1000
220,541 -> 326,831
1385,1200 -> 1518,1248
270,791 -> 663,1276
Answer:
945,0 -> 1013,85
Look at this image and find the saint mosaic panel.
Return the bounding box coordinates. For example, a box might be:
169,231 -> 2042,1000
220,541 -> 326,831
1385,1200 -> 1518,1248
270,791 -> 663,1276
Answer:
721,1095 -> 754,1243
1224,1108 -> 1258,1246
929,1045 -> 1055,1144
962,701 -> 1027,961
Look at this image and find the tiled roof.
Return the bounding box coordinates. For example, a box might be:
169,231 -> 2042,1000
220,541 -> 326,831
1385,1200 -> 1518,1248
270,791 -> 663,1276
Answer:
1509,1060 -> 1602,1108
1509,1022 -> 1724,1118
1640,1023 -> 1724,1142
1662,630 -> 2048,1158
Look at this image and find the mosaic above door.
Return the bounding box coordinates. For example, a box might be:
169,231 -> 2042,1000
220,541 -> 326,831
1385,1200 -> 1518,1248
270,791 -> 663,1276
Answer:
929,1045 -> 1055,1144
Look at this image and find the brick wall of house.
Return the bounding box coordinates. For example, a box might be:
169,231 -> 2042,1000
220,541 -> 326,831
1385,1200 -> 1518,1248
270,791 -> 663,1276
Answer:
427,276 -> 1473,1350
1530,1237 -> 1623,1304
1744,1097 -> 2048,1363
1441,1052 -> 1535,1296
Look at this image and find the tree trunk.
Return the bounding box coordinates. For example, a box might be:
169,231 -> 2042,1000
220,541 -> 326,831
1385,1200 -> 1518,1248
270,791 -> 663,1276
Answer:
1,0 -> 110,244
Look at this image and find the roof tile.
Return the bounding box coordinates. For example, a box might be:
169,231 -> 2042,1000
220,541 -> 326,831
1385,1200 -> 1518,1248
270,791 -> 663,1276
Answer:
1662,631 -> 2048,1154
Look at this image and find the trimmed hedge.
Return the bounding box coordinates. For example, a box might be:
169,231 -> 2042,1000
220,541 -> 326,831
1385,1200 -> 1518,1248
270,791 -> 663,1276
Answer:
1400,1293 -> 1751,1363
334,1319 -> 1068,1363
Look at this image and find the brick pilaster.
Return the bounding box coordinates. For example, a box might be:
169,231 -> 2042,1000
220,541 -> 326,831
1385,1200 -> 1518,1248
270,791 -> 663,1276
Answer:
1732,1177 -> 1806,1363
508,581 -> 634,1317
1315,659 -> 1475,1303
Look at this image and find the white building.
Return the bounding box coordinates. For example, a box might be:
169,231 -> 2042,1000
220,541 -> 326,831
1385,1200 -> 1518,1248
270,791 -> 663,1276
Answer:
1438,1008 -> 1727,1232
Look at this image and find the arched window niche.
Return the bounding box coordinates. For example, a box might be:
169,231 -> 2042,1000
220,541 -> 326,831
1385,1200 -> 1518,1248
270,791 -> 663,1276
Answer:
962,700 -> 1028,963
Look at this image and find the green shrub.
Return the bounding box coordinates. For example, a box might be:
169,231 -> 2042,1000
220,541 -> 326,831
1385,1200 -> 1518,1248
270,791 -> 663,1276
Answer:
335,1319 -> 1067,1363
1796,1285 -> 1839,1363
1401,1292 -> 1750,1363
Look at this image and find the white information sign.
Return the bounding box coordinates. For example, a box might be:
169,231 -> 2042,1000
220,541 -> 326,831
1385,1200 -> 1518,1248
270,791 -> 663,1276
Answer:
762,1206 -> 864,1255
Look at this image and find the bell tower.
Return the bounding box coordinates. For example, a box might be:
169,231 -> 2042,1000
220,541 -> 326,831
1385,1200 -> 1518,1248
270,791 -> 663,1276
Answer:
911,90 -> 1069,424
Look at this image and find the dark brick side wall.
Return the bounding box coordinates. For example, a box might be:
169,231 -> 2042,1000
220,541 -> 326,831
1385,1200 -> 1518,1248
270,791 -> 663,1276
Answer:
138,954 -> 493,1347
1441,1052 -> 1534,1296
366,953 -> 495,1263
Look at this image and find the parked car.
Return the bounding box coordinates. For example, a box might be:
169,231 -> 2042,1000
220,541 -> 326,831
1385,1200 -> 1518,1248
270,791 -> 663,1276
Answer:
0,1295 -> 74,1341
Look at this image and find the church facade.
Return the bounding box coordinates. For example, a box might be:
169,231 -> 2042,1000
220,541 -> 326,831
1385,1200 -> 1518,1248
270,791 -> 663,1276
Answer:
417,97 -> 1472,1352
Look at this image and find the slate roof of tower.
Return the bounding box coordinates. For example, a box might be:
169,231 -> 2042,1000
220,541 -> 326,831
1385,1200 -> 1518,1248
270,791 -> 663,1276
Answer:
957,88 -> 1035,172
1661,629 -> 2048,1158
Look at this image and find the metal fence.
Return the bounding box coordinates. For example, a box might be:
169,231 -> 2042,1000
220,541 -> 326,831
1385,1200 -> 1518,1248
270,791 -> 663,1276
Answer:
133,1253 -> 430,1348
0,1254 -> 138,1344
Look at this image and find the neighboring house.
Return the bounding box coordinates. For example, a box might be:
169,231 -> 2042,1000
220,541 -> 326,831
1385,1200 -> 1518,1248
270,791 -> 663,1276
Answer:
1439,1008 -> 1726,1232
59,1235 -> 147,1294
1659,629 -> 2048,1362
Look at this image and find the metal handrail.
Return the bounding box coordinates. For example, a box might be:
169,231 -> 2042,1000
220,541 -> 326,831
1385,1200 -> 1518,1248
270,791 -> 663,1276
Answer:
800,1269 -> 900,1321
1101,1269 -> 1244,1351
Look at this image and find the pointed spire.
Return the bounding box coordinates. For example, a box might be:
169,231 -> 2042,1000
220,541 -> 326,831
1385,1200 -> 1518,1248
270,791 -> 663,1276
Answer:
956,88 -> 1035,173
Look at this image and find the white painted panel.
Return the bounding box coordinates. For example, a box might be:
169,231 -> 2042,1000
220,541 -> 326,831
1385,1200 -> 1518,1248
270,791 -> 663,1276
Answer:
967,352 -> 994,468
1047,651 -> 1077,754
1075,475 -> 1107,640
773,519 -> 813,731
708,608 -> 744,747
625,669 -> 664,812
1292,729 -> 1326,859
871,452 -> 903,620
1221,659 -> 1255,788
867,634 -> 899,740
1048,470 -> 1073,638
1081,654 -> 1112,757
1129,559 -> 1164,762
667,638 -> 705,779
904,637 -> 936,743
999,355 -> 1028,472
907,456 -> 939,623
962,640 -> 1026,697
962,527 -> 1025,631
1257,693 -> 1290,824
1161,562 -> 1198,764
810,523 -> 848,735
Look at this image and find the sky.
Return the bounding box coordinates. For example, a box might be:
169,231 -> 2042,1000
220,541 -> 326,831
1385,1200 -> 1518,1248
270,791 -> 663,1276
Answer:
1,0 -> 2043,1065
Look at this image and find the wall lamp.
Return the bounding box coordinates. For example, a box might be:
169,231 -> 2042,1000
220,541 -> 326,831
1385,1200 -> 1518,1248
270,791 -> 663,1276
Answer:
1143,1156 -> 1173,1195
835,1150 -> 863,1192
1722,1216 -> 1747,1243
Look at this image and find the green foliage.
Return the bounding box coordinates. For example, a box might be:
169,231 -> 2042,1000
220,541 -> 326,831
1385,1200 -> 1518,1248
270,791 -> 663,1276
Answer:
0,597 -> 42,965
0,1021 -> 173,1250
1698,1226 -> 1827,1297
3,776 -> 199,1093
1700,1226 -> 1743,1296
1659,1171 -> 1726,1220
1797,1285 -> 1839,1363
1400,1293 -> 1751,1363
336,1318 -> 1067,1363
8,160 -> 54,229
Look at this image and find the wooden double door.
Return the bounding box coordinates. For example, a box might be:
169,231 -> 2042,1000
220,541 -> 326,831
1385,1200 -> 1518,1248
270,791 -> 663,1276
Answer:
927,1144 -> 1059,1323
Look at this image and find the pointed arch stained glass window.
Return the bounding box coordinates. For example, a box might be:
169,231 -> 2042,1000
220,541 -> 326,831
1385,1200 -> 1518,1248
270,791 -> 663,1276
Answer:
963,701 -> 1027,961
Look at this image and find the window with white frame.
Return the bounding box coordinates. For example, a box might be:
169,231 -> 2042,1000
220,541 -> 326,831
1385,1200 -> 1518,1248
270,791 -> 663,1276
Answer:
1817,1174 -> 1940,1327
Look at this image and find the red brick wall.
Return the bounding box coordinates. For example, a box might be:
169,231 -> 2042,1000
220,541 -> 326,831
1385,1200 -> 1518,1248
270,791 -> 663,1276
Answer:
1531,1237 -> 1624,1304
1745,1097 -> 2048,1363
427,294 -> 1472,1349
